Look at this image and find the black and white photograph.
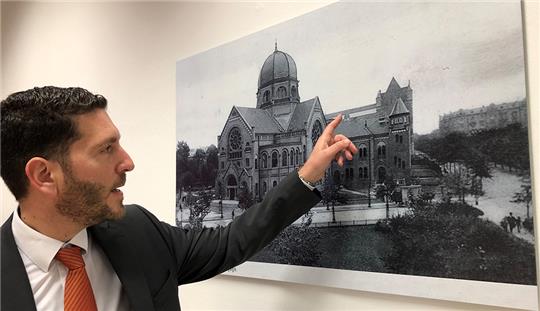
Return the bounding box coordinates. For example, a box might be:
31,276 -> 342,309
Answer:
176,1 -> 535,307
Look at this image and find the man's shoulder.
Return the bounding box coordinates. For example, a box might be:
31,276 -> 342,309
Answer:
102,204 -> 159,227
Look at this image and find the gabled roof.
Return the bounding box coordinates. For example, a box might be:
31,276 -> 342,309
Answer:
287,98 -> 318,131
386,77 -> 401,92
390,98 -> 409,116
332,113 -> 388,138
326,103 -> 377,119
235,106 -> 283,133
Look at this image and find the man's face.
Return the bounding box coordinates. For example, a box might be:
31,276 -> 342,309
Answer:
55,109 -> 134,226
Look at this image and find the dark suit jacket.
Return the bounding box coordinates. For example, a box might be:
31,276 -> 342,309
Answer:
1,172 -> 320,311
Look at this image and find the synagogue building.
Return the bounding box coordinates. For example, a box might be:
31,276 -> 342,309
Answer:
216,47 -> 413,200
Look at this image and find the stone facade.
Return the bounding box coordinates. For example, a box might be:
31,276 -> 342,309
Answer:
439,100 -> 527,134
217,47 -> 414,200
327,78 -> 413,188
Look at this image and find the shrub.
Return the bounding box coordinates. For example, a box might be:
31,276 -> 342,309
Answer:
382,200 -> 536,284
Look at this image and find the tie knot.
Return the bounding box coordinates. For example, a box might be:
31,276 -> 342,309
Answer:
55,246 -> 85,270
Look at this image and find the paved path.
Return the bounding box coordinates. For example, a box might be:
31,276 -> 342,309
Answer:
180,200 -> 410,228
178,168 -> 534,244
465,168 -> 534,243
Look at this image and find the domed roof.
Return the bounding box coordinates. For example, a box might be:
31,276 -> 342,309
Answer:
258,48 -> 297,89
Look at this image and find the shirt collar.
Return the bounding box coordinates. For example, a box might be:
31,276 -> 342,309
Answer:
12,209 -> 89,272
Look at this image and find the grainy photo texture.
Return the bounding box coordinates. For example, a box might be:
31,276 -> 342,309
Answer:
176,0 -> 535,295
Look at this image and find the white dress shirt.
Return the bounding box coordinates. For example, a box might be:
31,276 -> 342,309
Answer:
12,210 -> 130,311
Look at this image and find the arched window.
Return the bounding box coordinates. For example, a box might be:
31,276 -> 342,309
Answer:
378,167 -> 386,183
263,182 -> 267,195
273,180 -> 277,188
272,151 -> 278,168
363,167 -> 368,179
358,145 -> 367,159
377,143 -> 386,158
228,127 -> 242,159
359,167 -> 363,178
295,148 -> 300,165
255,183 -> 259,196
262,152 -> 268,169
291,86 -> 297,97
346,168 -> 354,179
277,86 -> 287,98
399,135 -> 403,144
311,120 -> 323,146
290,149 -> 294,165
282,150 -> 288,166
333,171 -> 341,184
263,90 -> 270,102
255,158 -> 258,169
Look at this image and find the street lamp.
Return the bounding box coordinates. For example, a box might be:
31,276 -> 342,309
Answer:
329,165 -> 336,223
217,183 -> 223,219
383,183 -> 390,220
364,120 -> 374,208
332,185 -> 337,223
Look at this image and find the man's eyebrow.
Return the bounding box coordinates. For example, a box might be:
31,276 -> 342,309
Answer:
94,134 -> 121,149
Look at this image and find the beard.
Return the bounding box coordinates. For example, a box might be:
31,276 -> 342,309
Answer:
55,167 -> 126,227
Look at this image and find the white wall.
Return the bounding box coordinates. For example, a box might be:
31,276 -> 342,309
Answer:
1,1 -> 538,310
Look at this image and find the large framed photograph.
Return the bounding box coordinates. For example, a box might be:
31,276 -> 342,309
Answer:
175,1 -> 536,309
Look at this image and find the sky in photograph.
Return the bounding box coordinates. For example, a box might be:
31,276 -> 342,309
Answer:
176,1 -> 526,149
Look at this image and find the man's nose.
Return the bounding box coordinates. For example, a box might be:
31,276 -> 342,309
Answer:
118,146 -> 135,173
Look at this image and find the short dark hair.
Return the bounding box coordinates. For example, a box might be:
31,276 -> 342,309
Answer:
1,86 -> 107,200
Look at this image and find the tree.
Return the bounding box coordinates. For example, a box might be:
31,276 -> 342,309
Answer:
176,141 -> 191,191
512,184 -> 532,219
470,176 -> 484,205
205,144 -> 219,185
321,174 -> 334,210
266,212 -> 322,266
378,198 -> 535,285
186,190 -> 213,230
238,186 -> 254,211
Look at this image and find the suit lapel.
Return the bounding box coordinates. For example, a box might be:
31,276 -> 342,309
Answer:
1,215 -> 37,311
89,221 -> 154,311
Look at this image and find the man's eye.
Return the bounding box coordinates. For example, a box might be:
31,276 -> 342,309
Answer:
103,145 -> 113,153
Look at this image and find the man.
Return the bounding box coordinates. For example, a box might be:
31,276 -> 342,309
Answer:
1,86 -> 357,311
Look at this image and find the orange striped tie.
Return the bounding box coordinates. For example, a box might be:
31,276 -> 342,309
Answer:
55,246 -> 98,311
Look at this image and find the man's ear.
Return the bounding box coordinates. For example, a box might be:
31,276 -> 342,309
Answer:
25,157 -> 62,196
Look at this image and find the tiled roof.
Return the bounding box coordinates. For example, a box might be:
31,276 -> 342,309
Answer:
287,98 -> 317,131
235,107 -> 283,133
332,113 -> 388,138
326,103 -> 377,119
390,98 -> 409,115
386,77 -> 401,92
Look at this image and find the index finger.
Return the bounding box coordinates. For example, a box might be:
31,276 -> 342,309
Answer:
322,114 -> 343,137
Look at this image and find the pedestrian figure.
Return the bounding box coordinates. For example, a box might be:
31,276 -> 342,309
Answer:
500,218 -> 508,232
516,216 -> 522,233
232,209 -> 235,219
508,212 -> 517,233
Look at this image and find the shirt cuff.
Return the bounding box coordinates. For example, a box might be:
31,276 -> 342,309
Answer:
298,175 -> 316,191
